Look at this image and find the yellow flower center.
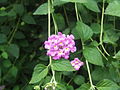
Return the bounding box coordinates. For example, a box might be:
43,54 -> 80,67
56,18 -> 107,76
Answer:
66,48 -> 69,50
59,51 -> 62,54
74,65 -> 79,68
60,42 -> 62,44
54,46 -> 57,48
75,61 -> 79,63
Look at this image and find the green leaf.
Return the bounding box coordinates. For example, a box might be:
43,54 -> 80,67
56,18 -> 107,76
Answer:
0,26 -> 10,35
14,31 -> 25,39
63,28 -> 70,35
76,83 -> 90,90
96,79 -> 120,90
9,66 -> 18,78
71,27 -> 80,40
96,79 -> 118,87
62,71 -> 73,76
113,51 -> 120,60
103,30 -> 119,45
83,46 -> 103,66
67,85 -> 74,90
30,64 -> 48,84
33,3 -> 54,15
22,14 -> 36,24
75,21 -> 93,41
6,44 -> 19,58
56,83 -> 67,90
90,23 -> 101,34
83,0 -> 100,12
53,0 -> 66,6
0,34 -> 7,44
1,51 -> 8,59
7,10 -> 16,17
52,59 -> 75,71
112,61 -> 120,68
2,60 -> 12,68
13,85 -> 20,90
73,75 -> 85,85
61,0 -> 87,3
105,1 -> 120,17
24,85 -> 33,90
54,13 -> 65,30
109,66 -> 120,82
0,11 -> 8,16
39,55 -> 48,61
97,87 -> 119,90
106,0 -> 119,3
0,0 -> 7,3
18,40 -> 29,47
92,67 -> 110,81
13,4 -> 24,16
43,76 -> 51,85
90,40 -> 99,47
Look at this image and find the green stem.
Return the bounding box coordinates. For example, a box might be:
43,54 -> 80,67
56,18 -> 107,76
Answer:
50,66 -> 56,83
86,61 -> 95,89
63,6 -> 69,26
75,3 -> 94,88
75,3 -> 95,89
82,42 -> 95,90
78,13 -> 83,22
7,27 -> 15,40
48,0 -> 56,86
75,3 -> 79,21
100,0 -> 110,56
114,46 -> 116,55
97,46 -> 108,60
8,18 -> 20,44
52,13 -> 58,35
51,0 -> 58,34
101,44 -> 110,56
48,0 -> 51,37
90,38 -> 108,60
48,0 -> 55,67
100,0 -> 104,44
48,0 -> 52,70
48,56 -> 52,67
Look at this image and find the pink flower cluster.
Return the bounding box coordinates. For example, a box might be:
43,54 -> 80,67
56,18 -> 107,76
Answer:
71,58 -> 84,70
44,32 -> 76,60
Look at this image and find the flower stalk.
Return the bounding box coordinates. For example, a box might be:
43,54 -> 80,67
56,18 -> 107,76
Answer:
75,3 -> 79,21
100,0 -> 110,56
75,2 -> 95,89
46,0 -> 57,89
48,0 -> 51,37
51,0 -> 58,34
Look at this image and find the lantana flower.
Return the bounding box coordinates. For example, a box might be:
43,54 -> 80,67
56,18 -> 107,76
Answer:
44,32 -> 76,60
71,58 -> 84,70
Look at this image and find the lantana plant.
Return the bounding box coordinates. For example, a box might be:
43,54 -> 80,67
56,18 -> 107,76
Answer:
30,0 -> 84,89
43,32 -> 84,89
29,0 -> 120,90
